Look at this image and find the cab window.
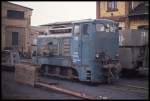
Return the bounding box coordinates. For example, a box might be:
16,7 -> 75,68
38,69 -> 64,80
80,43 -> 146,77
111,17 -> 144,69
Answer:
96,23 -> 117,32
96,24 -> 105,32
83,23 -> 91,35
74,24 -> 80,36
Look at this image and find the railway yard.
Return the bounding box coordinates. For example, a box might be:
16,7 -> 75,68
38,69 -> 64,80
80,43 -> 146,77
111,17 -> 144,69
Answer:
1,1 -> 149,100
1,20 -> 149,99
2,67 -> 149,100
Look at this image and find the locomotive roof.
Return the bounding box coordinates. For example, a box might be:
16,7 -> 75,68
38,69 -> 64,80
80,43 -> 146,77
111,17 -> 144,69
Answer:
72,19 -> 116,24
40,21 -> 72,26
40,19 -> 116,26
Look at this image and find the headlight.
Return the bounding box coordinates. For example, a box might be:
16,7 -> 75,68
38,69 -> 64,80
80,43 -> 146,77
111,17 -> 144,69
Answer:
96,53 -> 99,58
115,54 -> 119,58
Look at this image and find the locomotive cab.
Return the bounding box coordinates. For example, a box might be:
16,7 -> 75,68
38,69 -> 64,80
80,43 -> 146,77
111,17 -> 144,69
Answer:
71,19 -> 120,83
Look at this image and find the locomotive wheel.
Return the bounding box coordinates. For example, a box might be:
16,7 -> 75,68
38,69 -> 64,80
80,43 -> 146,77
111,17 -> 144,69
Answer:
41,65 -> 79,80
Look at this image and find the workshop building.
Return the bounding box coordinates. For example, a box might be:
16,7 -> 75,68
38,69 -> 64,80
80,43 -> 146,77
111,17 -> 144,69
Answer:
96,1 -> 149,29
1,2 -> 33,55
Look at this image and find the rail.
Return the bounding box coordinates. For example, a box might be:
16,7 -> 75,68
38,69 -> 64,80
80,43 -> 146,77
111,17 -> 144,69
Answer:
35,81 -> 97,100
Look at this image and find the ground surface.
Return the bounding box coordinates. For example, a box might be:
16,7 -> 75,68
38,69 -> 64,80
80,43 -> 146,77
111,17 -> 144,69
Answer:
2,70 -> 149,100
1,71 -> 78,99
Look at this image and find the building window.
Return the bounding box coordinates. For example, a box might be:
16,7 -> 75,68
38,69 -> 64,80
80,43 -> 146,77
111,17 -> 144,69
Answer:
107,1 -> 118,11
7,10 -> 24,19
12,32 -> 19,46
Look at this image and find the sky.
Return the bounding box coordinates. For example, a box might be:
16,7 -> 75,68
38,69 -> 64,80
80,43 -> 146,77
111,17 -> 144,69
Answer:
10,1 -> 96,26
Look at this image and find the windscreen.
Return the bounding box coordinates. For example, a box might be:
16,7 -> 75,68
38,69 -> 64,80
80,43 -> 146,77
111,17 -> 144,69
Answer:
96,22 -> 117,33
95,22 -> 119,59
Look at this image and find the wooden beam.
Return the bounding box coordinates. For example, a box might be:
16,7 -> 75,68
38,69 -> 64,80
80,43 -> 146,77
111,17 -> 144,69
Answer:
35,82 -> 96,100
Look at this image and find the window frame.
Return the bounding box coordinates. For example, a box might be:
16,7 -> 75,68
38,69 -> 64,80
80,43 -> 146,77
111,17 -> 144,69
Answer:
7,10 -> 24,19
96,23 -> 106,32
12,32 -> 19,46
82,23 -> 92,35
73,24 -> 81,36
96,23 -> 117,33
107,1 -> 118,12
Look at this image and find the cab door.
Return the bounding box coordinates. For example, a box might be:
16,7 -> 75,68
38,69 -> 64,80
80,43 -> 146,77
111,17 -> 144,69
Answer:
81,23 -> 93,67
71,24 -> 82,65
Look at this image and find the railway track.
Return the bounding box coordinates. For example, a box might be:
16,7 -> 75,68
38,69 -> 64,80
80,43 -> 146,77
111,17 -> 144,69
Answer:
117,83 -> 148,90
3,67 -> 148,99
3,61 -> 148,99
110,83 -> 148,94
35,77 -> 148,100
35,77 -> 111,100
35,79 -> 109,99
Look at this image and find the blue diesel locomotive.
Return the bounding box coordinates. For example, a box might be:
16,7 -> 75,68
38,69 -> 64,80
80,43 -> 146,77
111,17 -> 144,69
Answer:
32,19 -> 121,83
